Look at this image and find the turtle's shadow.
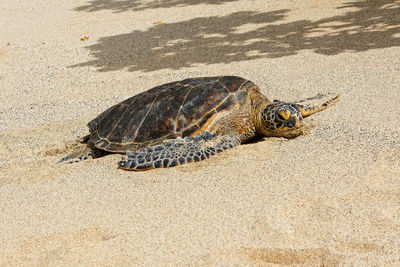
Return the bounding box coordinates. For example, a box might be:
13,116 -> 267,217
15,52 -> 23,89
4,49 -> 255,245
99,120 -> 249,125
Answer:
71,0 -> 400,73
244,135 -> 267,145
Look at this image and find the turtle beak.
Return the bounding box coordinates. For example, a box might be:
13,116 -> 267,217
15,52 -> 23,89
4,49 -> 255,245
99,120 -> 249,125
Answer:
286,116 -> 300,128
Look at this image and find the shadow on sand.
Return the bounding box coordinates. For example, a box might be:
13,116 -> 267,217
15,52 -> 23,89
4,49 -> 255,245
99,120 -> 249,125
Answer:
75,0 -> 239,13
71,0 -> 400,72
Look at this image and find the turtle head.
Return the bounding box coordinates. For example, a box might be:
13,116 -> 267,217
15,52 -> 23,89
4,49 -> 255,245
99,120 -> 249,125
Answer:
259,101 -> 304,138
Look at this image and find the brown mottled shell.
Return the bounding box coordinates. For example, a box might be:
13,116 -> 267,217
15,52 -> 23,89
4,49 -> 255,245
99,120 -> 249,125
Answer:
88,76 -> 256,152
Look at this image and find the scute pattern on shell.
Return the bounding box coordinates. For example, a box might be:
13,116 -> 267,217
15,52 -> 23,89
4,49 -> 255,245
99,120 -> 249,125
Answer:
87,76 -> 254,152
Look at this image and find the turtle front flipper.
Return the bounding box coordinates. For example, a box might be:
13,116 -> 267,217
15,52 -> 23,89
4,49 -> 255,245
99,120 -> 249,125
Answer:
294,93 -> 340,117
118,133 -> 240,171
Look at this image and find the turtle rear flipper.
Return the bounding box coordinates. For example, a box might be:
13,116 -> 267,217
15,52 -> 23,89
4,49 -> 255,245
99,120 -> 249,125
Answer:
294,93 -> 340,117
59,137 -> 107,164
59,145 -> 93,163
118,133 -> 240,171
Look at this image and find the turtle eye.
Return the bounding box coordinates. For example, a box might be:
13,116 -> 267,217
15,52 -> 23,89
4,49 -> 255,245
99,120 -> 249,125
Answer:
277,113 -> 285,121
277,111 -> 291,121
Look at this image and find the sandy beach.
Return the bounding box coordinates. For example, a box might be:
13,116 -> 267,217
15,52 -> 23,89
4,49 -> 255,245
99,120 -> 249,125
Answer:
1,0 -> 399,265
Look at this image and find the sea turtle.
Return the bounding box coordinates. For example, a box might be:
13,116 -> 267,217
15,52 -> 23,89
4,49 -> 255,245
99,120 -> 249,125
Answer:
61,76 -> 339,171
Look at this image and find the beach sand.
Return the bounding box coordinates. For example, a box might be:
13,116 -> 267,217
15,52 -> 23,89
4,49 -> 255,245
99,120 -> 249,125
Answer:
1,0 -> 399,265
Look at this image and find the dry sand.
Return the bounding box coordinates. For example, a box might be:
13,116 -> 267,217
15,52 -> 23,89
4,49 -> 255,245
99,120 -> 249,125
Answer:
1,0 -> 399,265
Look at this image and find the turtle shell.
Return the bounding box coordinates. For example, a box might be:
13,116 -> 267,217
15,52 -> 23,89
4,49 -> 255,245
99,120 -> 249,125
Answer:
88,76 -> 256,152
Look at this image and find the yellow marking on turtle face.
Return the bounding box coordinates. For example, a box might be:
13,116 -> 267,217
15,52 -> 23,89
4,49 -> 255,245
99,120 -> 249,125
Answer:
279,110 -> 292,120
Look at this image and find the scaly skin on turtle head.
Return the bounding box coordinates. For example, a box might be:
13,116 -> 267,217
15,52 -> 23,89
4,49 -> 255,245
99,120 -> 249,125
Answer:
257,93 -> 340,139
259,101 -> 304,138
